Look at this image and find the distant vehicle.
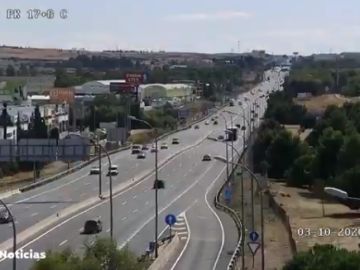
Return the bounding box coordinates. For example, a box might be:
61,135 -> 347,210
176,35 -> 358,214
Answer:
150,146 -> 158,153
229,100 -> 234,106
142,145 -> 149,151
202,154 -> 212,161
213,120 -> 218,125
324,187 -> 360,210
107,165 -> 118,176
217,135 -> 224,140
0,208 -> 12,224
137,152 -> 146,159
172,138 -> 179,144
131,145 -> 142,154
89,167 -> 100,175
238,101 -> 242,106
205,121 -> 209,125
211,117 -> 215,121
82,219 -> 102,234
194,125 -> 199,129
160,143 -> 168,149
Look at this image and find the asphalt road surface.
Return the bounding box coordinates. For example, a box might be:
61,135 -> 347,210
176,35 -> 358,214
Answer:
0,69 -> 286,270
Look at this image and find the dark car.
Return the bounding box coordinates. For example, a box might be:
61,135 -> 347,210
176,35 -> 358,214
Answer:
137,152 -> 146,159
151,146 -> 157,153
217,135 -> 224,140
213,121 -> 218,125
142,145 -> 149,151
160,143 -> 168,149
194,125 -> 199,129
131,149 -> 141,154
82,219 -> 102,234
202,154 -> 212,161
0,208 -> 12,224
172,138 -> 179,144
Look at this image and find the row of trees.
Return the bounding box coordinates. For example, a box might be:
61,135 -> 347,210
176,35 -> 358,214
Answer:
253,90 -> 360,197
285,57 -> 360,97
0,64 -> 37,77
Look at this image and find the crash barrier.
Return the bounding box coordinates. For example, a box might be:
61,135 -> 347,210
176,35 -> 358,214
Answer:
18,105 -> 224,193
268,193 -> 297,255
214,148 -> 246,270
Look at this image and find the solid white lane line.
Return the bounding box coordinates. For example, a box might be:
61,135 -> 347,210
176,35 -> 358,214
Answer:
132,195 -> 137,199
59,240 -> 68,246
106,228 -> 110,233
30,212 -> 38,217
132,209 -> 139,213
84,182 -> 91,186
121,216 -> 127,221
121,201 -> 127,205
50,205 -> 57,209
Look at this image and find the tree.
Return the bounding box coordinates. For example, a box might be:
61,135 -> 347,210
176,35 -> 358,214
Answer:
6,65 -> 16,76
31,105 -> 48,139
334,165 -> 360,197
286,154 -> 316,187
283,244 -> 360,270
18,63 -> 29,76
0,103 -> 13,139
265,130 -> 304,178
31,237 -> 149,270
313,127 -> 344,180
338,133 -> 360,172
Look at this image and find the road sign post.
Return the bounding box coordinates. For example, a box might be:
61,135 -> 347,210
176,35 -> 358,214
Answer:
248,241 -> 260,268
165,214 -> 176,242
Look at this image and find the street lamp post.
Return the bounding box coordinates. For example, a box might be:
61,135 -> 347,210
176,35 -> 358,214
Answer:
0,199 -> 16,270
128,116 -> 160,258
220,114 -> 229,181
89,139 -> 113,238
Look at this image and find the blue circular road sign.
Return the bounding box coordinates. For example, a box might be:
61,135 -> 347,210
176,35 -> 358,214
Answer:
165,214 -> 177,226
249,231 -> 259,242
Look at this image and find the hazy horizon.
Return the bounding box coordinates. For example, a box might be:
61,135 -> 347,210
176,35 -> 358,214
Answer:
1,0 -> 360,55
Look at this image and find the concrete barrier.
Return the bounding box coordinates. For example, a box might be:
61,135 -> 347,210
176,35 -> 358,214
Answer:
148,234 -> 180,270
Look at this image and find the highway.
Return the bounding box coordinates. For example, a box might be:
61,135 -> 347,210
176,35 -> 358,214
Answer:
0,69 -> 286,270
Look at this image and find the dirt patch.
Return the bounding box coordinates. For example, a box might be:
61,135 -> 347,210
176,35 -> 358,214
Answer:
270,182 -> 360,253
0,161 -> 69,192
294,94 -> 350,114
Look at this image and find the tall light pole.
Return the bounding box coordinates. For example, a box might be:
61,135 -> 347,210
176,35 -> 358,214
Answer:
128,116 -> 161,258
0,199 -> 16,270
91,141 -> 113,238
220,114 -> 229,181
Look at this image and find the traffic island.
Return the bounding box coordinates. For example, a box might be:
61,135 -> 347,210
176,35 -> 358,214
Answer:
147,234 -> 182,270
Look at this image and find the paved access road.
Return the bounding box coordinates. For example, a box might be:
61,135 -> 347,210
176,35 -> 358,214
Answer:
0,69 -> 287,270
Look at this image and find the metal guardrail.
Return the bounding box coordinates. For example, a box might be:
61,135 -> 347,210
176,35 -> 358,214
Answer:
214,147 -> 246,270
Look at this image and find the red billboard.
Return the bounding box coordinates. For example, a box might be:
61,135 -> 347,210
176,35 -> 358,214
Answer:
125,73 -> 146,85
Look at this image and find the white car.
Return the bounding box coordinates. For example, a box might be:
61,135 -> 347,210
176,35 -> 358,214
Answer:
107,165 -> 118,176
205,121 -> 209,125
90,167 -> 100,175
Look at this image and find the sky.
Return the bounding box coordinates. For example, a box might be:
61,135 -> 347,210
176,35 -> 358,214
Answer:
1,0 -> 360,55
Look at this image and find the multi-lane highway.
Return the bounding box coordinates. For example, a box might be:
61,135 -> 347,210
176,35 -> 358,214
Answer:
0,69 -> 286,270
